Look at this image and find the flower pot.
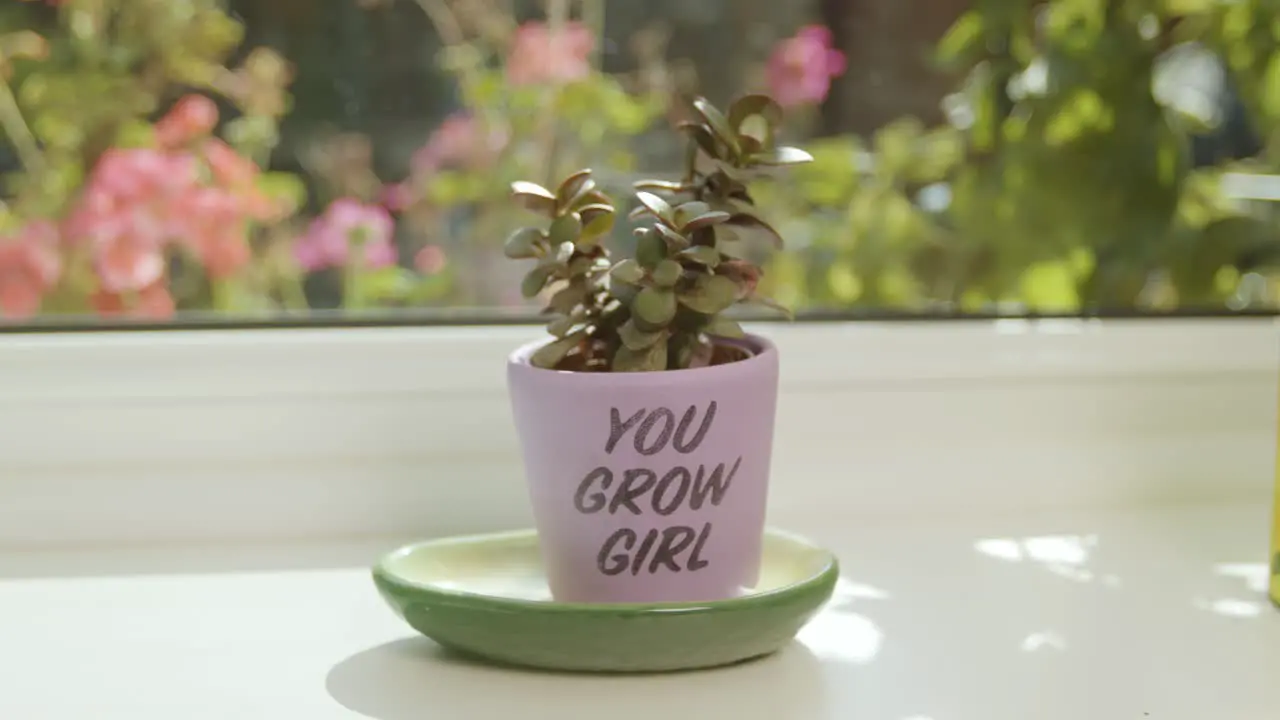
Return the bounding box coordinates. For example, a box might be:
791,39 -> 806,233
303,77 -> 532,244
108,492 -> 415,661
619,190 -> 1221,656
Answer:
506,334 -> 779,603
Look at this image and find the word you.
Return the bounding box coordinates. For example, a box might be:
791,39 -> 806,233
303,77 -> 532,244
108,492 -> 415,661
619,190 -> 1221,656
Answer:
572,402 -> 742,576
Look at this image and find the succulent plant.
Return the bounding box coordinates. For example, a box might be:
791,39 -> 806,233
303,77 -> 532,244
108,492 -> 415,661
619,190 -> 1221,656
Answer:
505,93 -> 812,372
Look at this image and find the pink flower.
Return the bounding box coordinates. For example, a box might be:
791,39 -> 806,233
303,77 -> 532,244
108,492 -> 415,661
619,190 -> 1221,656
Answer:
93,230 -> 167,293
294,198 -> 395,271
379,182 -> 413,213
64,149 -> 194,293
414,244 -> 447,275
0,221 -> 61,318
765,25 -> 847,108
411,113 -> 508,175
507,21 -> 593,86
201,139 -> 283,223
91,281 -> 175,320
155,94 -> 219,150
63,140 -> 279,310
175,186 -> 250,279
202,139 -> 254,191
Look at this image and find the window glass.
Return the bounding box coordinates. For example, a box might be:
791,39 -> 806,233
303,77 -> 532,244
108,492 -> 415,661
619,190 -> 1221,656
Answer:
1,0 -> 1278,326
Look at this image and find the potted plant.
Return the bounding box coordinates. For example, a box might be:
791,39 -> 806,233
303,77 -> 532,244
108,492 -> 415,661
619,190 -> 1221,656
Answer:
504,94 -> 812,603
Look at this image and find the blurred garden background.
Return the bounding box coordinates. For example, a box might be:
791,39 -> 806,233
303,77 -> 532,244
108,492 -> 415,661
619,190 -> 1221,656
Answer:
2,0 -> 1280,323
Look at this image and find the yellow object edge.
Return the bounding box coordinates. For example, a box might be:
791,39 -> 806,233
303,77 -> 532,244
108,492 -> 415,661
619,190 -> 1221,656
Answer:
1272,475 -> 1280,607
1273,386 -> 1280,608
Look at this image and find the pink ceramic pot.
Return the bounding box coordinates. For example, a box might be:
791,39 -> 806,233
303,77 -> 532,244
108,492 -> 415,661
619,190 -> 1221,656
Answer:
507,334 -> 779,603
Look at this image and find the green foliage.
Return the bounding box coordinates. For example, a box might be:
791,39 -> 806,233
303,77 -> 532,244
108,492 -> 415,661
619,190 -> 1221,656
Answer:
0,0 -> 306,319
761,0 -> 1280,313
1,0 -> 262,211
506,94 -> 810,372
7,0 -> 1280,322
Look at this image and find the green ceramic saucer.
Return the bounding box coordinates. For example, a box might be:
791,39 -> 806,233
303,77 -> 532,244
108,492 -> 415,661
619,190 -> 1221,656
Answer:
372,528 -> 839,673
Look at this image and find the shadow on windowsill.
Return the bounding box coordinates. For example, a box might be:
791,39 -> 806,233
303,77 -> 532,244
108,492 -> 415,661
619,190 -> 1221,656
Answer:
325,636 -> 832,720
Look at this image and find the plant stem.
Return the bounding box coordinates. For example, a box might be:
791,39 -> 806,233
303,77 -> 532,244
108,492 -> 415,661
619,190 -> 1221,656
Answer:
416,0 -> 465,45
535,0 -> 571,186
0,75 -> 43,176
414,0 -> 487,104
282,272 -> 310,311
342,260 -> 362,311
211,278 -> 233,312
582,0 -> 603,71
412,0 -> 510,179
547,0 -> 569,56
683,134 -> 697,185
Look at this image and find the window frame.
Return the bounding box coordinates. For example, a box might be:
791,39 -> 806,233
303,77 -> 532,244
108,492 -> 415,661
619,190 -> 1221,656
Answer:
0,317 -> 1274,550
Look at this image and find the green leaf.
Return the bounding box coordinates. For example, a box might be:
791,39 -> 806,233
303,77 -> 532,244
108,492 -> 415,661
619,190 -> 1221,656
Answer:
873,118 -> 923,175
551,241 -> 575,266
561,177 -> 598,212
682,211 -> 733,233
546,315 -> 580,338
547,283 -> 588,313
679,246 -> 721,267
654,223 -> 691,250
678,274 -> 739,314
737,116 -> 771,151
750,146 -> 814,166
618,318 -> 665,351
725,214 -> 785,248
610,258 -> 646,285
579,190 -> 614,208
635,229 -> 667,268
747,293 -> 793,319
651,259 -> 683,288
1162,0 -> 1216,12
566,256 -> 598,277
674,201 -> 711,225
254,172 -> 307,215
521,265 -> 554,298
705,317 -> 745,339
1263,52 -> 1280,119
613,334 -> 669,372
352,267 -> 416,302
632,286 -> 677,327
579,203 -> 615,222
113,119 -> 157,150
426,171 -> 484,206
503,227 -> 543,259
578,204 -> 616,244
511,181 -> 557,214
633,179 -> 687,194
727,94 -> 783,133
682,122 -> 723,159
693,97 -> 739,154
555,169 -> 594,210
634,191 -> 675,224
530,334 -> 580,369
1018,260 -> 1081,311
0,31 -> 48,65
935,10 -> 985,69
548,212 -> 583,246
675,336 -> 715,369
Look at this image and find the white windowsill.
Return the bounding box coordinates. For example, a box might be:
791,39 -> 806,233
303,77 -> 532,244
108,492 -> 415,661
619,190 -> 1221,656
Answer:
0,503 -> 1276,719
0,318 -> 1277,718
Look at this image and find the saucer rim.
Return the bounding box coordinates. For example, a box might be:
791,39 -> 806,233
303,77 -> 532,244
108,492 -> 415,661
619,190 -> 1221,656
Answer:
372,527 -> 839,615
